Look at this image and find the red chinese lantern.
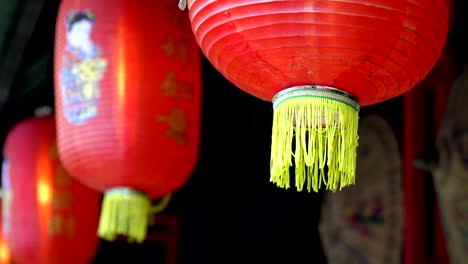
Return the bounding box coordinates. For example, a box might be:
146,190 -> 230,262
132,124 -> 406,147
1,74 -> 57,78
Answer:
2,115 -> 100,264
0,202 -> 10,264
54,0 -> 201,242
182,0 -> 450,192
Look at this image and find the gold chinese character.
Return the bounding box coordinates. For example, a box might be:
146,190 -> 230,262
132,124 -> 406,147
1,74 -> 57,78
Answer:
53,166 -> 72,186
156,108 -> 188,145
49,141 -> 59,160
48,214 -> 76,238
64,215 -> 76,238
48,214 -> 64,236
159,71 -> 193,99
52,190 -> 73,210
160,36 -> 189,66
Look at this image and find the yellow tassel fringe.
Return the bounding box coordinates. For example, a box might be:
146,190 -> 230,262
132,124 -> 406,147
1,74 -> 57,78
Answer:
97,188 -> 152,243
270,86 -> 360,192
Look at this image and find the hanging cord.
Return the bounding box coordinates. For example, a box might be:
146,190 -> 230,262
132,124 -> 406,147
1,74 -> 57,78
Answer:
150,193 -> 172,214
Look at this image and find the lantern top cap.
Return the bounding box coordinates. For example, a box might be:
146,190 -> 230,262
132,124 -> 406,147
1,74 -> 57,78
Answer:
178,0 -> 187,10
273,85 -> 360,111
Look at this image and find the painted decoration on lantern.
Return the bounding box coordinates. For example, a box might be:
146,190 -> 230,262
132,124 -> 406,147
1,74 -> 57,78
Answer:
161,36 -> 190,67
159,71 -> 193,99
1,160 -> 11,235
59,10 -> 107,124
48,142 -> 76,237
157,107 -> 188,145
157,26 -> 194,146
54,0 -> 201,243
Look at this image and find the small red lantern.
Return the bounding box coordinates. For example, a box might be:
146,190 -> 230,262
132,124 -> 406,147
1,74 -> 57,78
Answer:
2,115 -> 100,264
54,0 -> 201,242
182,0 -> 450,192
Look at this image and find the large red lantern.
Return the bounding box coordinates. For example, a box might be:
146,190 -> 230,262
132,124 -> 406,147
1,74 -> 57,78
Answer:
182,0 -> 450,192
2,115 -> 100,264
54,0 -> 201,242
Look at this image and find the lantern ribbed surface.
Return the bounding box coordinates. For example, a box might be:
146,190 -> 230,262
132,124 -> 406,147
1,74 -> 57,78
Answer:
55,0 -> 201,242
188,0 -> 449,105
186,0 -> 449,192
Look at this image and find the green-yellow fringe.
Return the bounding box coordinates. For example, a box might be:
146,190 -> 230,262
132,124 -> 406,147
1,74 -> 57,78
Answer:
270,88 -> 360,192
97,188 -> 151,243
97,189 -> 173,243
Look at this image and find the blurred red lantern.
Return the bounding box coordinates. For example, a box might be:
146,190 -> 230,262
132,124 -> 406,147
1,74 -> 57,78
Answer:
182,0 -> 450,192
2,115 -> 100,264
54,0 -> 201,242
0,202 -> 10,264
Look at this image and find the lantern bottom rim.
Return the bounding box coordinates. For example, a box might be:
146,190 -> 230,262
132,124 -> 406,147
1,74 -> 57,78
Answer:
273,85 -> 360,111
105,187 -> 149,198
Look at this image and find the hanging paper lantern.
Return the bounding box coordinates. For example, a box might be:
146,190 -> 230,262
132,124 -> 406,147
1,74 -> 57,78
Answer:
54,0 -> 201,242
0,201 -> 10,264
2,115 -> 100,264
181,0 -> 450,191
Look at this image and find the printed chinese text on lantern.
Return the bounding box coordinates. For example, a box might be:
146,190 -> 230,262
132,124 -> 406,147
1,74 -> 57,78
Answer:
54,0 -> 201,243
